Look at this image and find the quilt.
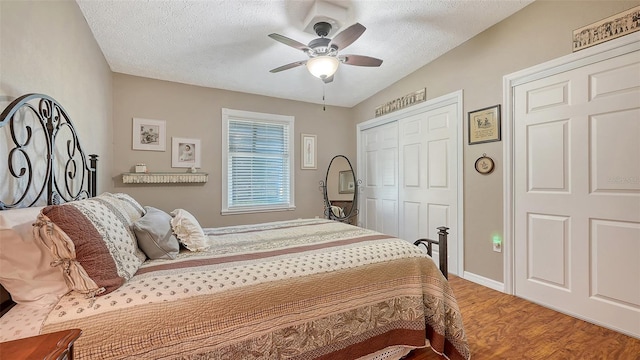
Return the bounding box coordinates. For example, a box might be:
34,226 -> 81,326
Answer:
40,219 -> 470,360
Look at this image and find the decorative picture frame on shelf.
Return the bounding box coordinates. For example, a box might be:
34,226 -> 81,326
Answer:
572,5 -> 639,52
468,105 -> 501,145
172,137 -> 201,168
132,118 -> 166,151
301,134 -> 317,170
375,88 -> 427,117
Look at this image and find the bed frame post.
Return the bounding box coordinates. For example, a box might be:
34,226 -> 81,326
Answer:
45,113 -> 55,205
89,154 -> 98,197
413,226 -> 449,279
437,226 -> 449,279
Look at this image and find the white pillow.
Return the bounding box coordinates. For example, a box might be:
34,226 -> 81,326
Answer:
170,209 -> 209,251
0,207 -> 69,306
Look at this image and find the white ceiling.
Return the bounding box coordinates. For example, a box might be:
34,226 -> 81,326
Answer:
77,0 -> 533,108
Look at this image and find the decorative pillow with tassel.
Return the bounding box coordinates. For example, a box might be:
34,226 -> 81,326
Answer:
34,193 -> 146,297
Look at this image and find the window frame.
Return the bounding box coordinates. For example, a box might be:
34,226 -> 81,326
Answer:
221,108 -> 295,215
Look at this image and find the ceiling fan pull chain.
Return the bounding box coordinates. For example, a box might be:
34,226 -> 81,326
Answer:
323,83 -> 326,111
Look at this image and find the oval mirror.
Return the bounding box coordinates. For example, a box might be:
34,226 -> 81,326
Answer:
322,155 -> 358,224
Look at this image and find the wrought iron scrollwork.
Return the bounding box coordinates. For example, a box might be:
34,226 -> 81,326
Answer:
0,93 -> 98,209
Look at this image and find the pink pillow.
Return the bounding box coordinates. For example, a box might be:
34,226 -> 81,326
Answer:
0,207 -> 69,307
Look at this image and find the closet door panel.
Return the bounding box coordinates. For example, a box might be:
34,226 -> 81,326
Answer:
360,122 -> 398,236
399,104 -> 458,272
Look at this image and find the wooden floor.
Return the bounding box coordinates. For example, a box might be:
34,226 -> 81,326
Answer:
406,275 -> 640,360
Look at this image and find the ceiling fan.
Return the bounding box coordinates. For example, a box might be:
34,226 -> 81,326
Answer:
268,21 -> 383,83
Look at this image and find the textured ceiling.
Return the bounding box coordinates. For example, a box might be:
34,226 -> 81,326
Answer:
77,0 -> 533,108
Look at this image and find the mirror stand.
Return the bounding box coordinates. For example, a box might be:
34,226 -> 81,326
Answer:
320,155 -> 359,225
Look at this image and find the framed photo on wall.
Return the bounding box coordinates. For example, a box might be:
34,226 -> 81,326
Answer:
132,118 -> 166,151
172,137 -> 201,168
468,105 -> 501,145
301,134 -> 317,169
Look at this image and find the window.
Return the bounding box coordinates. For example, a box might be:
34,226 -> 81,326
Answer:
221,108 -> 295,214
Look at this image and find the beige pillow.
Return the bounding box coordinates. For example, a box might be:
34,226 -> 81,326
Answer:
0,207 -> 69,306
103,192 -> 146,225
98,192 -> 147,262
170,209 -> 209,251
133,207 -> 180,260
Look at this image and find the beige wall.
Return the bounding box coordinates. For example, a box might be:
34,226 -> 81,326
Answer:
2,0 -> 637,285
112,73 -> 355,227
0,0 -> 113,195
352,0 -> 640,282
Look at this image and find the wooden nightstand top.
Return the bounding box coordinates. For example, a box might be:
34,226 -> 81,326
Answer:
0,329 -> 81,360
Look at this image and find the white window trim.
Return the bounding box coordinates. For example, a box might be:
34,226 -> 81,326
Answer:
221,108 -> 295,215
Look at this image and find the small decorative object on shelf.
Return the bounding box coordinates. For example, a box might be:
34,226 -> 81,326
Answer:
122,172 -> 208,184
572,5 -> 639,52
135,163 -> 147,173
375,88 -> 426,117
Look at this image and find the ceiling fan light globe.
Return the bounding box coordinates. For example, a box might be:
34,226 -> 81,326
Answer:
306,56 -> 339,79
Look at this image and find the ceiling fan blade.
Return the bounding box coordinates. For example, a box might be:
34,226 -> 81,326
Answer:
341,54 -> 383,67
268,33 -> 310,52
322,75 -> 334,84
329,23 -> 366,50
269,60 -> 307,73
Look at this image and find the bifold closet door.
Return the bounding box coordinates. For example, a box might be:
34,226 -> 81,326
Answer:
398,103 -> 459,273
360,121 -> 399,237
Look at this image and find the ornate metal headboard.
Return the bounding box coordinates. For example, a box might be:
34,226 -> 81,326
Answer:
0,93 -> 98,209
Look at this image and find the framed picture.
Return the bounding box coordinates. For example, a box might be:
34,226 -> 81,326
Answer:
468,105 -> 501,145
474,154 -> 495,175
301,134 -> 317,169
172,137 -> 201,168
133,118 -> 166,151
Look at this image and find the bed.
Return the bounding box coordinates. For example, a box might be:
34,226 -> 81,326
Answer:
0,94 -> 470,360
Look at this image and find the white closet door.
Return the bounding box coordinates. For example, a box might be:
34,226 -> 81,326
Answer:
398,103 -> 459,273
514,50 -> 640,337
360,121 -> 399,236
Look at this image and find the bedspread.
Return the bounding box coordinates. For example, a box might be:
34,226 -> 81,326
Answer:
40,219 -> 470,360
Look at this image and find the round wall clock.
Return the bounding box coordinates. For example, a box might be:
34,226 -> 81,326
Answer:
475,154 -> 495,174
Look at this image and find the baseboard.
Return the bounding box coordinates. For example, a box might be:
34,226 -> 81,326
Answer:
462,271 -> 505,292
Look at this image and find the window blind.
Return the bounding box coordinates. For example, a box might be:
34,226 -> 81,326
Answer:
227,119 -> 291,209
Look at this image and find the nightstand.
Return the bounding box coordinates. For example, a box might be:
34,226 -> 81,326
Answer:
0,329 -> 81,360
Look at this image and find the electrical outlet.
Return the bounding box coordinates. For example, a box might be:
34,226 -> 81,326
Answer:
493,241 -> 502,253
492,235 -> 502,253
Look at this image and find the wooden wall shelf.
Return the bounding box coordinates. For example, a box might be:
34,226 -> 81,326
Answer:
122,172 -> 208,184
